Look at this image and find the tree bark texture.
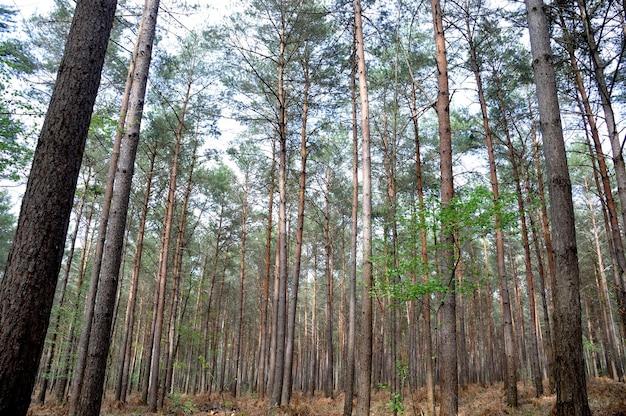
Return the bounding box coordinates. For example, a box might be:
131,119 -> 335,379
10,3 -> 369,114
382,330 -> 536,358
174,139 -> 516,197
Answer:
431,0 -> 458,413
524,1 -> 592,414
0,0 -> 117,413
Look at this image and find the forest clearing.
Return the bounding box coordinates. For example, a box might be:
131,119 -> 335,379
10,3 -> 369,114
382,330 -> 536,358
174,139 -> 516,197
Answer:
27,378 -> 626,415
2,0 -> 626,415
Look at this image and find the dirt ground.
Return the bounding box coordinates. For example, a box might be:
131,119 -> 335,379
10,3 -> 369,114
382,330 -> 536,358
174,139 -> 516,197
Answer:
28,377 -> 626,415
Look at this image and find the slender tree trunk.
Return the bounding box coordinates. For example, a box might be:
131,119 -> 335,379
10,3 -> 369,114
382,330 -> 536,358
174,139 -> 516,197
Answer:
524,1 -> 591,414
343,40 -> 359,416
529,102 -> 556,393
323,167 -> 335,399
115,145 -> 157,403
269,25 -> 289,407
257,139 -> 276,399
577,1 -> 626,290
584,179 -> 624,380
233,170 -> 249,398
505,135 -> 543,397
465,17 -> 517,405
431,0 -> 458,413
354,0 -> 373,413
558,4 -> 626,347
148,79 -> 191,412
481,239 -> 496,385
163,138 -> 198,400
75,1 -> 159,413
53,192 -> 97,403
281,54 -> 309,405
410,80 -> 435,415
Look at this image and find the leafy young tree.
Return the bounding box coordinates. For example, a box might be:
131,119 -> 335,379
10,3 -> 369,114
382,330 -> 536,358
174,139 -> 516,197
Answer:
0,0 -> 118,413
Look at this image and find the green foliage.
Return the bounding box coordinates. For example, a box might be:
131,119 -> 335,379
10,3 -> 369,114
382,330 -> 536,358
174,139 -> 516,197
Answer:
0,5 -> 37,181
373,184 -> 518,304
166,393 -> 195,415
0,190 -> 16,274
387,392 -> 405,415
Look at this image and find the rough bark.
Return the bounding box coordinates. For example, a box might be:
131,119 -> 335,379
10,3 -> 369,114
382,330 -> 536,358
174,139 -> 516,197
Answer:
0,0 -> 117,413
524,1 -> 592,414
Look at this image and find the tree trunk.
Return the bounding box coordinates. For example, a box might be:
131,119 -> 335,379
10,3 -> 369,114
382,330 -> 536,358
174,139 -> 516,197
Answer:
431,0 -> 458,413
257,139 -> 276,399
148,78 -> 190,412
465,15 -> 517,405
529,102 -> 556,392
410,80 -> 435,415
74,1 -> 159,414
163,138 -> 198,400
269,24 -> 289,407
524,1 -> 592,414
323,167 -> 335,399
281,53 -> 309,405
558,4 -> 626,354
0,0 -> 117,413
115,145 -> 157,402
233,170 -> 249,398
353,0 -> 373,413
343,40 -> 359,416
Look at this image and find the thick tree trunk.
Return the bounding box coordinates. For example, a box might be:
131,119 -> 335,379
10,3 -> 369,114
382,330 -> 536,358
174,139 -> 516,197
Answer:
0,0 -> 117,413
558,6 -> 626,353
524,1 -> 592,414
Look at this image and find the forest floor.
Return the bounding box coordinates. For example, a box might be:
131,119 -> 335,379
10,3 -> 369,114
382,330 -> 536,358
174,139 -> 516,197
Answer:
28,377 -> 626,416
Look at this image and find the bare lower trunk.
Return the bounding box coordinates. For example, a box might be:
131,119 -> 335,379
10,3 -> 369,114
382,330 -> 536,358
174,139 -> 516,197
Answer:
353,0 -> 373,413
524,1 -> 591,414
431,0 -> 458,413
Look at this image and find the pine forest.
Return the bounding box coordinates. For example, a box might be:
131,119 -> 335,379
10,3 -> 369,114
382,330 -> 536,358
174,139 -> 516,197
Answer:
0,0 -> 626,415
